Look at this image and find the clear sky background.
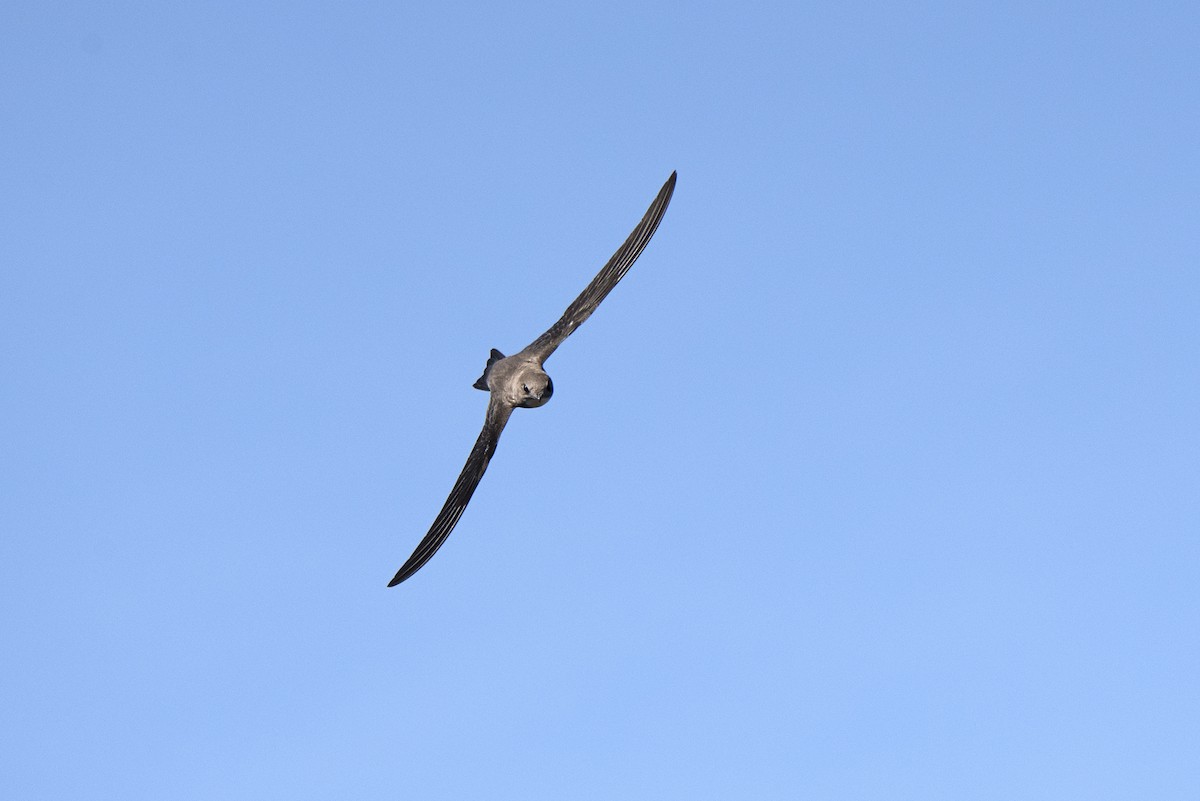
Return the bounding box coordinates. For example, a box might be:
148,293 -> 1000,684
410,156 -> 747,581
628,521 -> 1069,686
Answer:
3,2 -> 1198,799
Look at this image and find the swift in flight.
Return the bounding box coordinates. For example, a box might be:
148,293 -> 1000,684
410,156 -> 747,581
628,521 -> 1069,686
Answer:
389,171 -> 677,586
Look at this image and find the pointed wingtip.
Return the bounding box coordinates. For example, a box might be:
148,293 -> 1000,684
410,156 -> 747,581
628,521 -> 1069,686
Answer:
661,171 -> 678,201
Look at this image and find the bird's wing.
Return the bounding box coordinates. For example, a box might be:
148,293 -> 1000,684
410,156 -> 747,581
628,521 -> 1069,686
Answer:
388,397 -> 514,586
518,171 -> 676,364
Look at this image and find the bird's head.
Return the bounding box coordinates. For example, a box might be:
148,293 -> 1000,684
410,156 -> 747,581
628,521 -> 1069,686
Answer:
514,370 -> 553,408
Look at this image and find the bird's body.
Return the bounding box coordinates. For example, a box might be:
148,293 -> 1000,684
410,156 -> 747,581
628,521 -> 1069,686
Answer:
477,350 -> 553,409
389,171 -> 677,586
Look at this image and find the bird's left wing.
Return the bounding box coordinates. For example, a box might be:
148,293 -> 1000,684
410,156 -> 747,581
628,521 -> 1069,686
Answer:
388,397 -> 514,586
518,171 -> 676,364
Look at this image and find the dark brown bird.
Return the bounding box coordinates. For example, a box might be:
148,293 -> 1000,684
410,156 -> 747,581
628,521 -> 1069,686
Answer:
389,171 -> 677,586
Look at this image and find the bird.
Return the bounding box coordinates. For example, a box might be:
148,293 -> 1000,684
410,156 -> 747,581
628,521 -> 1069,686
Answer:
388,171 -> 677,586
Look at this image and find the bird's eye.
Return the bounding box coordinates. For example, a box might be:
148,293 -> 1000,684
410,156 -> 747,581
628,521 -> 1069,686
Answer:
522,384 -> 530,393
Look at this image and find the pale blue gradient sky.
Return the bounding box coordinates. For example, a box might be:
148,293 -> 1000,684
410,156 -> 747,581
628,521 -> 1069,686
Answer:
2,2 -> 1198,799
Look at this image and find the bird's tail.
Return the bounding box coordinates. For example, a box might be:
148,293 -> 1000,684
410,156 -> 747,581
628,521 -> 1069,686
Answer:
472,348 -> 505,390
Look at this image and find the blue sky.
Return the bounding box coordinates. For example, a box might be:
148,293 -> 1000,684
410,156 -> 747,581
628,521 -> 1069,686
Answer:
2,2 -> 1197,798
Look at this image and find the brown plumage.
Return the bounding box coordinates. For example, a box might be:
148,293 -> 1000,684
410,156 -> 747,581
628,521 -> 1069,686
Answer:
388,171 -> 677,586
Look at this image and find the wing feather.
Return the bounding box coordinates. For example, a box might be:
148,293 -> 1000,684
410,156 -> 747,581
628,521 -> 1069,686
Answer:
519,171 -> 676,363
387,399 -> 514,586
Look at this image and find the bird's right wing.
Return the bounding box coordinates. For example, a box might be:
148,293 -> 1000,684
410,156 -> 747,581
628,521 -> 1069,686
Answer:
518,171 -> 676,364
388,397 -> 514,586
